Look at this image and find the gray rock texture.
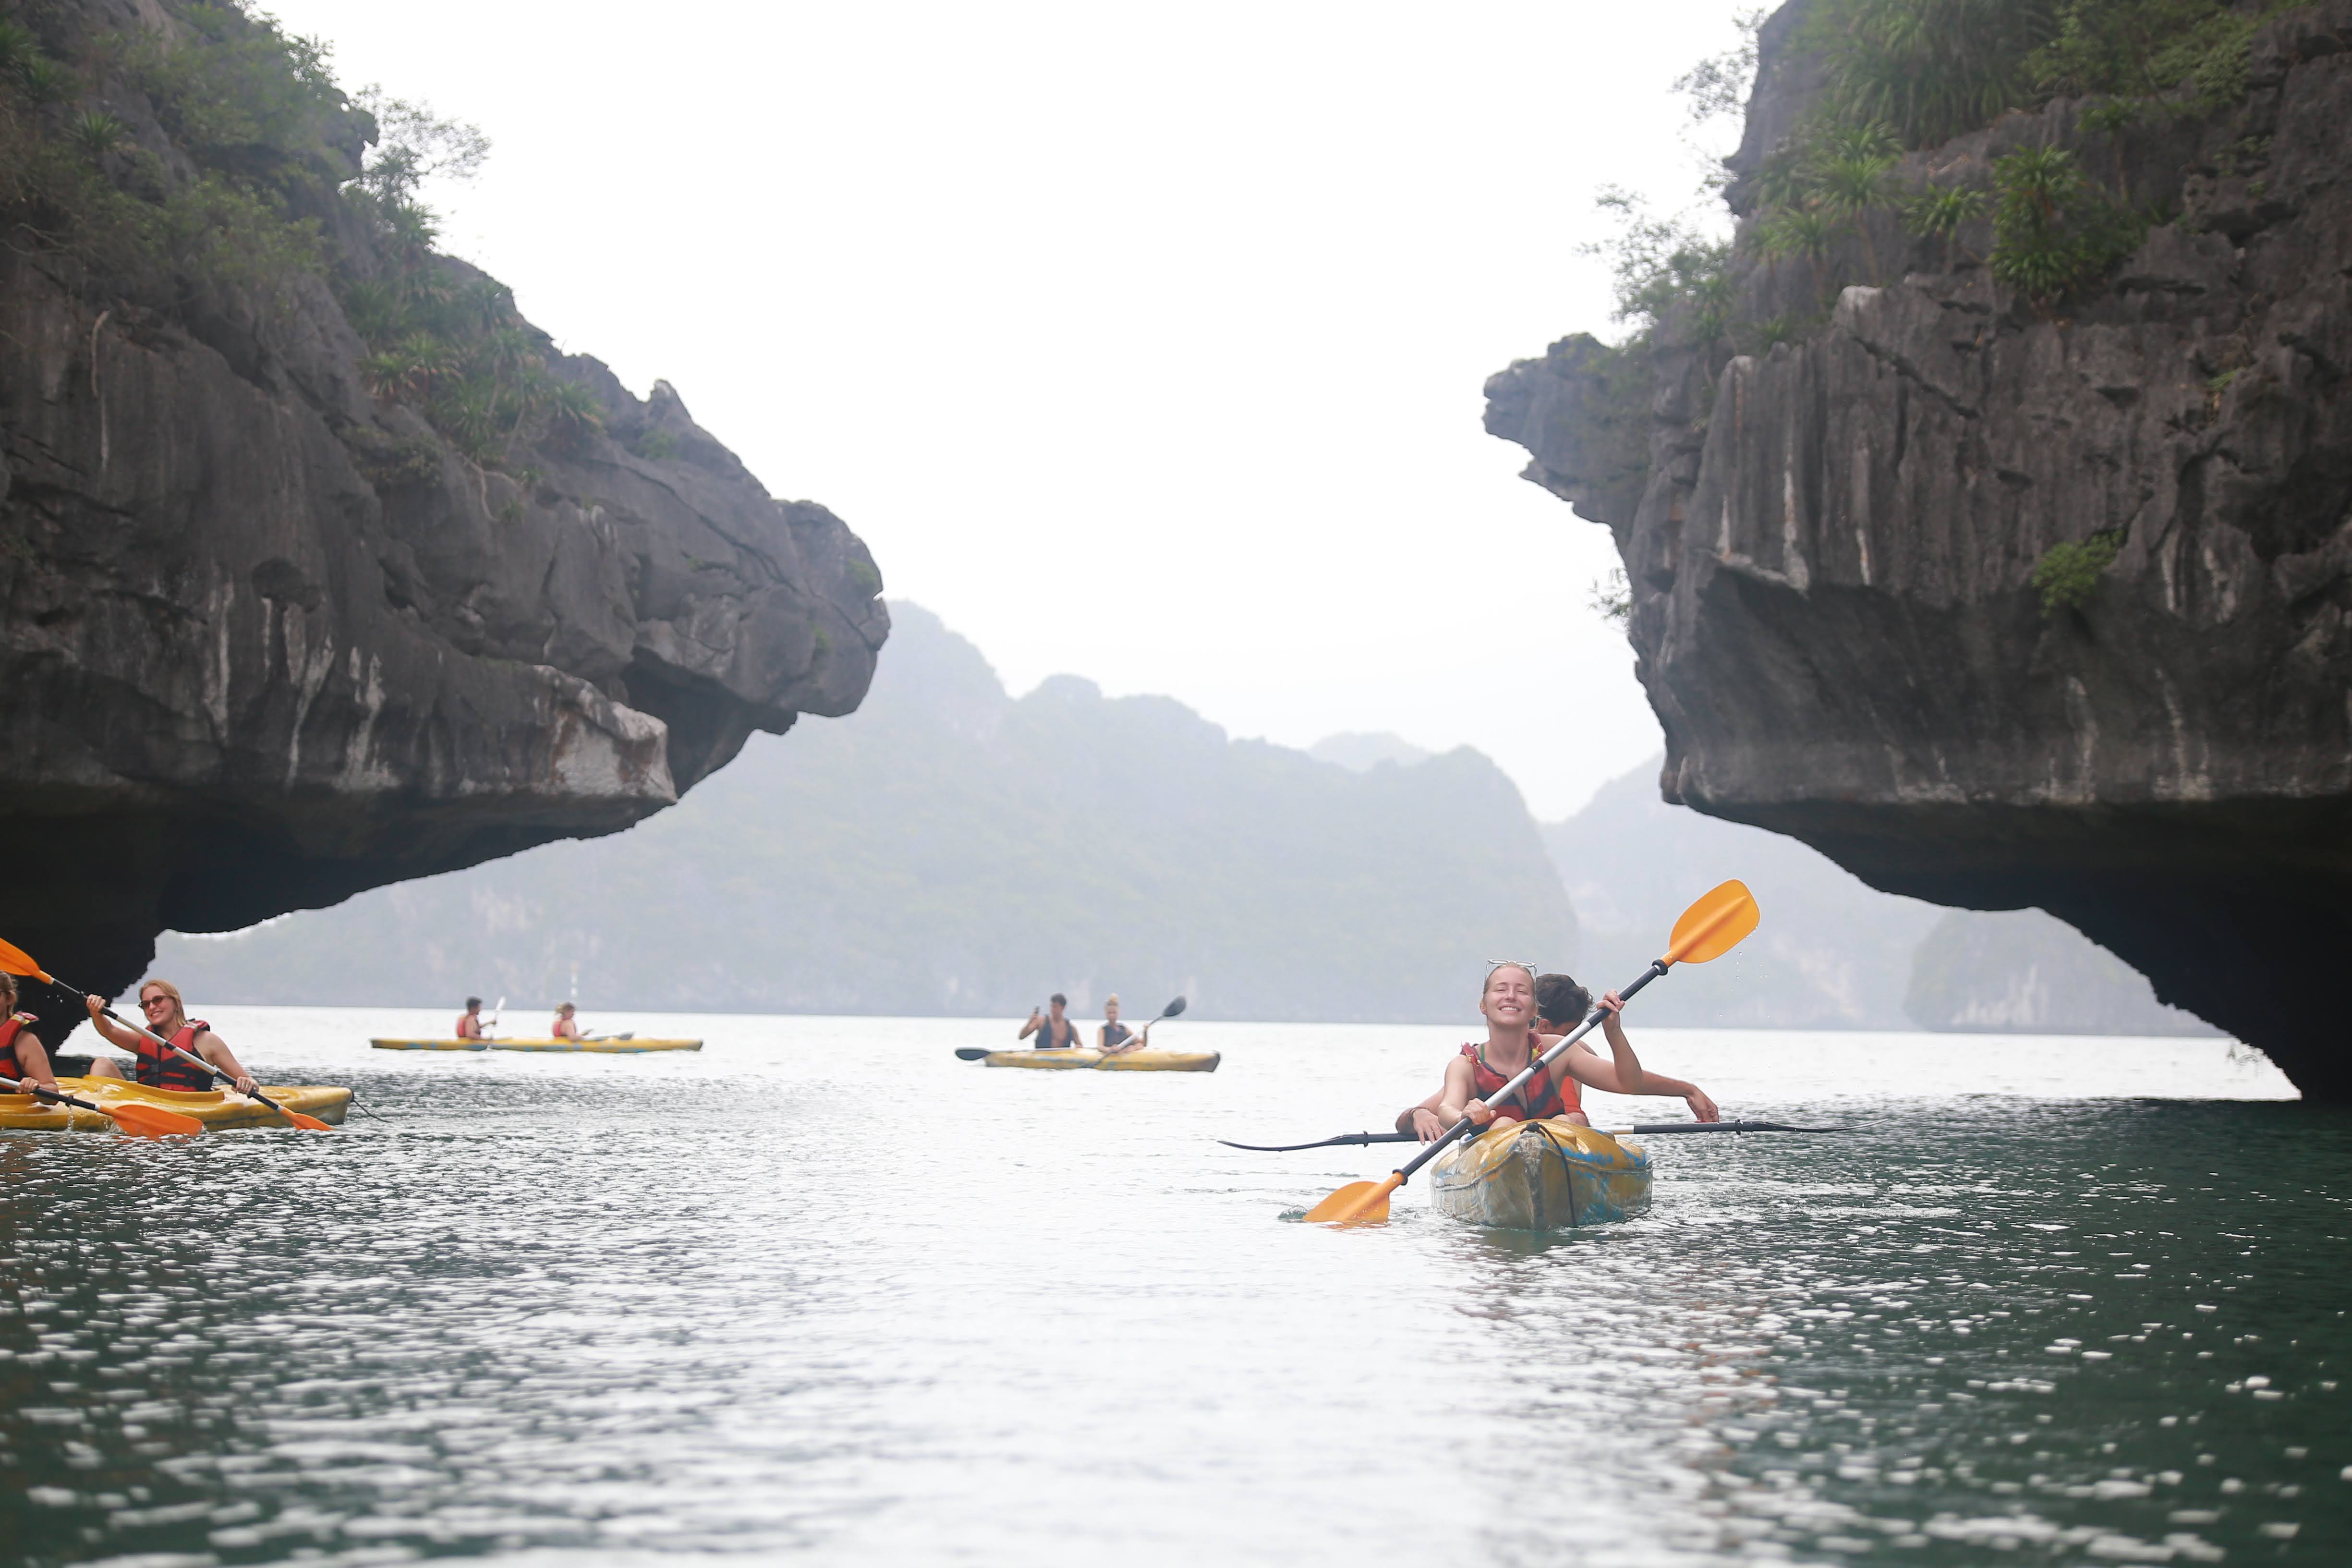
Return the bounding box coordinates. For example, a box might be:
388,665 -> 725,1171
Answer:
1487,1 -> 2352,1097
0,0 -> 885,1000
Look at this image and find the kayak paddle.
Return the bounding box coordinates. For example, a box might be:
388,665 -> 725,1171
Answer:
1301,879 -> 1761,1225
0,1071 -> 205,1137
1224,1119 -> 1849,1153
956,996 -> 1188,1061
0,938 -> 332,1130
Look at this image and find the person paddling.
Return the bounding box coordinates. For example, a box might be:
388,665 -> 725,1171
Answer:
83,979 -> 259,1097
1018,994 -> 1082,1049
1398,965 -> 1719,1142
456,997 -> 486,1040
0,972 -> 61,1098
1097,994 -> 1156,1055
552,1002 -> 582,1040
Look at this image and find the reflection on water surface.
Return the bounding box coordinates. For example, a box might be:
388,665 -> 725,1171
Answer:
0,1014 -> 2342,1565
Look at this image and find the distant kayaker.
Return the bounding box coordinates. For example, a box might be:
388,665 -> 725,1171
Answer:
1018,994 -> 1083,1049
552,1002 -> 582,1040
0,972 -> 61,1097
456,997 -> 485,1040
82,979 -> 259,1096
1396,965 -> 1719,1141
1098,994 -> 1153,1055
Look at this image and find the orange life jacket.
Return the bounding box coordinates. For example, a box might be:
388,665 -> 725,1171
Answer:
134,1020 -> 217,1091
0,1011 -> 36,1065
1461,1038 -> 1580,1122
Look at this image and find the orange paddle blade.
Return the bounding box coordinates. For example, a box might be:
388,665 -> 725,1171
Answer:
1303,1173 -> 1402,1225
102,1101 -> 205,1138
0,936 -> 55,983
278,1107 -> 332,1131
1662,879 -> 1760,966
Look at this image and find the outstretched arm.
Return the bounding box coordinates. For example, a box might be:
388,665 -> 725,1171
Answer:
83,996 -> 145,1053
1395,1086 -> 1447,1140
1557,994 -> 1719,1121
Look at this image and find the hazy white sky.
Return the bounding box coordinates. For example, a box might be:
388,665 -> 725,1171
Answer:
268,0 -> 1750,818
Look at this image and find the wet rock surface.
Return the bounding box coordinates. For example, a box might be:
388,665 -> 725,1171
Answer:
0,4 -> 885,1000
1487,1 -> 2352,1097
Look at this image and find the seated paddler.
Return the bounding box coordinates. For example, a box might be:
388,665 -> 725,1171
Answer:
83,978 -> 258,1097
0,971 -> 62,1098
1397,965 -> 1719,1141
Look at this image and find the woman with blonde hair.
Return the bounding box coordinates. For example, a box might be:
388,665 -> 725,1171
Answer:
0,971 -> 61,1096
84,978 -> 258,1096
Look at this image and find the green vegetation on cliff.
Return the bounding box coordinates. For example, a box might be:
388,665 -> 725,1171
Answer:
0,0 -> 587,469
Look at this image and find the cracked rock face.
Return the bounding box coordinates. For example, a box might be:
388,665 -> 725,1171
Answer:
1487,0 -> 2352,1098
0,16 -> 884,998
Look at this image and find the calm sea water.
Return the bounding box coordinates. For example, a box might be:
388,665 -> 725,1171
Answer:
1,1011 -> 2343,1567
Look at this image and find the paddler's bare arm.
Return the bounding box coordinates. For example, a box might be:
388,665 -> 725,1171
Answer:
1396,1088 -> 1446,1140
1017,1009 -> 1044,1041
1439,1055 -> 1503,1128
82,997 -> 145,1052
1557,994 -> 1719,1121
192,1031 -> 257,1094
9,1030 -> 59,1092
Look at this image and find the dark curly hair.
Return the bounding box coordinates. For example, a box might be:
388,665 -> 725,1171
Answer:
1535,972 -> 1593,1027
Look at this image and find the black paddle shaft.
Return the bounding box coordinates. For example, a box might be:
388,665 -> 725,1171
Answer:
0,1072 -> 109,1115
1389,958 -> 1672,1190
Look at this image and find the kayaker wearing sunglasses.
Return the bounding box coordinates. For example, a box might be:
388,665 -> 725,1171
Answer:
82,978 -> 259,1096
1394,965 -> 1719,1141
0,971 -> 61,1097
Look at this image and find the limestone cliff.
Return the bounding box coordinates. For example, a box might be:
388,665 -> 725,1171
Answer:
0,0 -> 885,999
1487,1 -> 2352,1096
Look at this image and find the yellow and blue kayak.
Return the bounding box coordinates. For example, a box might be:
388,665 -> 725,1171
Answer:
1430,1117 -> 1650,1229
982,1048 -> 1220,1072
369,1036 -> 702,1054
0,1076 -> 352,1132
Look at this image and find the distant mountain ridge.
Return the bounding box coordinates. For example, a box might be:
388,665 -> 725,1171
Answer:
154,605 -> 1575,1022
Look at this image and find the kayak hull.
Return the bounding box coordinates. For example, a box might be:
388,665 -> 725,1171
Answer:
369,1037 -> 703,1053
0,1076 -> 352,1132
1429,1118 -> 1650,1230
982,1048 -> 1220,1072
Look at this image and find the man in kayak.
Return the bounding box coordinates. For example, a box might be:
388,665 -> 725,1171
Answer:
82,979 -> 259,1096
1395,966 -> 1718,1140
1018,994 -> 1082,1049
0,972 -> 61,1097
456,997 -> 486,1040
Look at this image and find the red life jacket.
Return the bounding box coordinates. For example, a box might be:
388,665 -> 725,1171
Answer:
0,1011 -> 36,1065
1461,1038 -> 1581,1122
134,1021 -> 218,1091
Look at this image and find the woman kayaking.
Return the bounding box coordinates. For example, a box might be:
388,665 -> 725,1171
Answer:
552,1002 -> 582,1040
1407,964 -> 1718,1141
1097,994 -> 1153,1055
0,972 -> 61,1097
82,979 -> 258,1096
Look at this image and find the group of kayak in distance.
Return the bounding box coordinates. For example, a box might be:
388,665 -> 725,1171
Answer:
7,961 -> 1717,1138
1008,963 -> 1719,1130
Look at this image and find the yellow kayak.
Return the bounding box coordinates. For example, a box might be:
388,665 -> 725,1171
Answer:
1429,1118 -> 1650,1229
370,1037 -> 703,1053
983,1048 -> 1220,1072
0,1076 -> 352,1132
